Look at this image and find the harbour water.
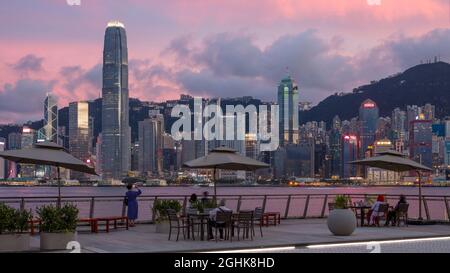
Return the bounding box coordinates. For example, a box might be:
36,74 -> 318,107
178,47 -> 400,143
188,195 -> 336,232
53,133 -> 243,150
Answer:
1,186 -> 450,221
1,185 -> 450,197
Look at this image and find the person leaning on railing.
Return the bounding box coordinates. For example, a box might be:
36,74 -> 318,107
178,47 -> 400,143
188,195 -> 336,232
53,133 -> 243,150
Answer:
125,183 -> 142,227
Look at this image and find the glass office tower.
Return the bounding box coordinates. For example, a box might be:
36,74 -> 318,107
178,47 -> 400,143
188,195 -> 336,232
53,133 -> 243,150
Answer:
277,75 -> 299,146
101,21 -> 131,181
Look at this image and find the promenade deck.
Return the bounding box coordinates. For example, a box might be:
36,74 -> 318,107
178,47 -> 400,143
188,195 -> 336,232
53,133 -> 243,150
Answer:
29,219 -> 450,253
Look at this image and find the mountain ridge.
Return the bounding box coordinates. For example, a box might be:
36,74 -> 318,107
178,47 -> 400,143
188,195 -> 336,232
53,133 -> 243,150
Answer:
299,61 -> 450,125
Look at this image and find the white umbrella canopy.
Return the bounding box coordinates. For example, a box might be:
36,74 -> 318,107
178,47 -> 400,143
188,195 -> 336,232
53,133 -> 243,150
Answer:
183,146 -> 270,197
350,150 -> 432,220
0,141 -> 97,205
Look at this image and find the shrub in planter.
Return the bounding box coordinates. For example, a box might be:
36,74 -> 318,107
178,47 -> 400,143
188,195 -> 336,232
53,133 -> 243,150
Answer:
153,200 -> 181,233
37,203 -> 79,250
327,195 -> 356,236
0,203 -> 32,252
190,199 -> 217,213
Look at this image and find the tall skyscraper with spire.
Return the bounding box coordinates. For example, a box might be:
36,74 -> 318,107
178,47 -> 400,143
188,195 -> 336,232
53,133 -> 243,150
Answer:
277,74 -> 299,146
42,93 -> 58,143
101,21 -> 131,181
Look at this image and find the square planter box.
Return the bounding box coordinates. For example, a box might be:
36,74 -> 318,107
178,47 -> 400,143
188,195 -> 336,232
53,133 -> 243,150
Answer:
0,234 -> 31,252
40,232 -> 77,251
155,221 -> 170,233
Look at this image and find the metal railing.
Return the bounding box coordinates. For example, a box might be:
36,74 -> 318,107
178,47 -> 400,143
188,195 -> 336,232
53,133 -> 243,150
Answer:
1,193 -> 450,223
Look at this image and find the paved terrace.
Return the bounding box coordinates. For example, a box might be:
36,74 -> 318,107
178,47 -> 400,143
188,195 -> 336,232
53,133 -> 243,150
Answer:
29,219 -> 450,253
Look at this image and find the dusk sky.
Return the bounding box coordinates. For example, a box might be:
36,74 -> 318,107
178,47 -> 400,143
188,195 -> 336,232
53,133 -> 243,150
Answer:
1,0 -> 450,123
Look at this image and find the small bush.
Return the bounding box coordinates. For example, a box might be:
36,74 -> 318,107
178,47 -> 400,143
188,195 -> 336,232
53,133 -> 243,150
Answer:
37,203 -> 79,233
0,203 -> 32,234
153,199 -> 181,222
334,195 -> 350,209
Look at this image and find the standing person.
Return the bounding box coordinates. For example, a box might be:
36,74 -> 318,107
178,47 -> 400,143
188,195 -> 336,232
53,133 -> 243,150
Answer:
385,195 -> 407,226
125,183 -> 142,227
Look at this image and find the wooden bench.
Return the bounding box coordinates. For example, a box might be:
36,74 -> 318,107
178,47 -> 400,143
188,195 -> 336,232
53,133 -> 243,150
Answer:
28,219 -> 41,235
78,218 -> 99,233
262,212 -> 281,227
95,216 -> 129,233
29,216 -> 129,234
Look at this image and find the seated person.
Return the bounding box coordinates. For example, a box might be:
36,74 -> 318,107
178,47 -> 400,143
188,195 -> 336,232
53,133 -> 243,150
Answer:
201,191 -> 210,205
188,193 -> 198,209
207,199 -> 232,240
368,195 -> 386,226
385,195 -> 407,226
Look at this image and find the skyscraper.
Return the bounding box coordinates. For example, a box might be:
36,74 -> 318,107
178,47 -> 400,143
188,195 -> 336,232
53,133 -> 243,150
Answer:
329,128 -> 342,178
101,21 -> 131,181
20,127 -> 35,178
7,132 -> 21,178
138,115 -> 164,177
69,101 -> 91,180
43,93 -> 58,143
406,105 -> 420,130
341,135 -> 358,178
278,75 -> 299,146
359,99 -> 379,158
392,108 -> 407,140
409,119 -> 433,168
0,138 -> 5,179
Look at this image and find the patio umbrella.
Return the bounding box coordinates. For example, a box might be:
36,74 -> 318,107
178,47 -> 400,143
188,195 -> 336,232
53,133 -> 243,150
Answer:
0,141 -> 97,206
350,150 -> 432,220
183,146 -> 269,198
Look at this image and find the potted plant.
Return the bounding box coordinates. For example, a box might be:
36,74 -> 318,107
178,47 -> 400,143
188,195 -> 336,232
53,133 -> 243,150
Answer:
327,195 -> 356,236
0,203 -> 32,252
153,199 -> 181,233
190,198 -> 217,213
37,203 -> 79,250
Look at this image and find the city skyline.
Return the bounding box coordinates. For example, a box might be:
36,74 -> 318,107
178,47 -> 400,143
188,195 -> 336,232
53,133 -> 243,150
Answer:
2,1 -> 450,123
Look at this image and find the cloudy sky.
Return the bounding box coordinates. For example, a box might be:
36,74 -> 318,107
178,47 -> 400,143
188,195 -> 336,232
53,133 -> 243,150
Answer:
1,0 -> 450,123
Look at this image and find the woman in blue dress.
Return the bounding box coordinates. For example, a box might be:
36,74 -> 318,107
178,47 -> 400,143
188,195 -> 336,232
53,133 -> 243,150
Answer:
125,183 -> 142,227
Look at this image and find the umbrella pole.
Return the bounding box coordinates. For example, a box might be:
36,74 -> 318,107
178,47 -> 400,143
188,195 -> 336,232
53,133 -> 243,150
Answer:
417,170 -> 422,220
213,167 -> 217,203
57,166 -> 61,208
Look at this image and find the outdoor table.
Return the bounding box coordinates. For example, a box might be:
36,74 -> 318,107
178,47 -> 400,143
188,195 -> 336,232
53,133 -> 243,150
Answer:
349,206 -> 371,227
187,213 -> 210,241
262,212 -> 281,227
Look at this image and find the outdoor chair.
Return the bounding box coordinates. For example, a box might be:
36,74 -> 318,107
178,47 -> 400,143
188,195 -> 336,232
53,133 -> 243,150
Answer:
352,202 -> 363,227
234,211 -> 254,241
184,208 -> 202,239
328,202 -> 335,212
210,211 -> 233,242
375,203 -> 390,227
252,207 -> 264,237
396,203 -> 409,227
167,209 -> 191,241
